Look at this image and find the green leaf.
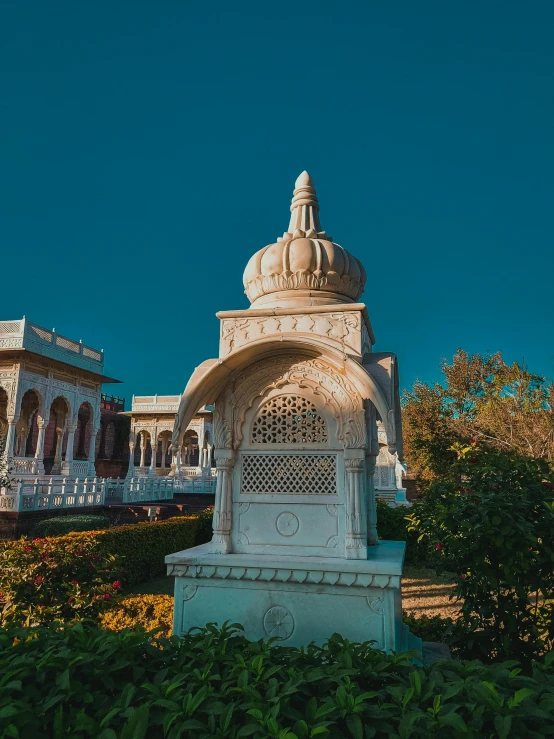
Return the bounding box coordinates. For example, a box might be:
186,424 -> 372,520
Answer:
237,725 -> 262,737
510,688 -> 534,707
494,714 -> 512,739
120,704 -> 150,739
438,712 -> 468,733
346,714 -> 363,739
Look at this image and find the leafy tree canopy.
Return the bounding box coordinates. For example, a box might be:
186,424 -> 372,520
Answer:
402,349 -> 554,481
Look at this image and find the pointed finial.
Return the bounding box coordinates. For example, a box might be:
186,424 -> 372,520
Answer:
295,170 -> 314,189
288,171 -> 322,235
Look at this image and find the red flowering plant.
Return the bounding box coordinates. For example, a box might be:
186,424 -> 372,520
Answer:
0,533 -> 122,627
407,442 -> 554,665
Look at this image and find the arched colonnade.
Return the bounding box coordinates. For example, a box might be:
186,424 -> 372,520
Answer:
0,386 -> 99,477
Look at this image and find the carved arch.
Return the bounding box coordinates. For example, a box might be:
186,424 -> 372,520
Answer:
226,354 -> 367,450
172,339 -> 393,451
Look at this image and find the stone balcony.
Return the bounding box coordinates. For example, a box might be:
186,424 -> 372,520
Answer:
0,317 -> 104,374
131,395 -> 181,413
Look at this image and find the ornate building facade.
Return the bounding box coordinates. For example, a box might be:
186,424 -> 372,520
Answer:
0,318 -> 120,478
124,396 -> 213,477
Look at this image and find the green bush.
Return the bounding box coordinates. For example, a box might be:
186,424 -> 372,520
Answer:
95,517 -> 199,585
402,611 -> 458,645
1,622 -> 554,738
192,505 -> 214,546
407,443 -> 554,664
376,500 -> 428,565
33,514 -> 111,538
0,535 -> 121,627
0,517 -> 199,625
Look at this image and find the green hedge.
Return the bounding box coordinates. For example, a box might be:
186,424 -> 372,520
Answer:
90,516 -> 200,585
33,514 -> 111,537
2,516 -> 201,590
1,622 -> 554,738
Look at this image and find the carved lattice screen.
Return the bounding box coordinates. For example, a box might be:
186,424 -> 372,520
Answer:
241,454 -> 337,494
251,395 -> 327,444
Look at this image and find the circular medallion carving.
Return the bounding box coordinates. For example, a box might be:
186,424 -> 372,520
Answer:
263,606 -> 294,639
276,511 -> 299,537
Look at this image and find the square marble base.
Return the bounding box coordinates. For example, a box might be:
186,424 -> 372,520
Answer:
166,541 -> 421,653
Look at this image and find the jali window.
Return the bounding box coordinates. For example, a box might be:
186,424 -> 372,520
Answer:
251,395 -> 327,445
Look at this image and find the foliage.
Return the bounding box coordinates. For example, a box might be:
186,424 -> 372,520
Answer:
376,499 -> 428,565
402,612 -> 457,645
0,449 -> 14,490
407,443 -> 554,664
192,505 -> 215,546
82,516 -> 199,586
1,622 -> 554,738
33,513 -> 111,538
402,349 -> 554,482
100,594 -> 173,638
0,534 -> 121,627
0,516 -> 199,626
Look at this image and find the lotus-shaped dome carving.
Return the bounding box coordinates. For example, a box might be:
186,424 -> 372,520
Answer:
243,172 -> 366,308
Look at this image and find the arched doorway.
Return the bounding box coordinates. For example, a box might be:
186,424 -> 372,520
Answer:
157,430 -> 172,475
74,402 -> 93,460
182,429 -> 199,467
15,389 -> 41,458
44,396 -> 70,475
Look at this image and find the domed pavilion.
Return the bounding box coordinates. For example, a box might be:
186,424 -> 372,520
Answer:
166,172 -> 420,653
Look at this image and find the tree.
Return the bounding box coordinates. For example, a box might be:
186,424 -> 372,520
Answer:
407,443 -> 554,664
402,349 -> 554,482
0,450 -> 13,491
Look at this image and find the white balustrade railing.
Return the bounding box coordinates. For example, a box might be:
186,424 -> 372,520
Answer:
12,457 -> 39,475
123,476 -> 215,503
0,473 -> 215,512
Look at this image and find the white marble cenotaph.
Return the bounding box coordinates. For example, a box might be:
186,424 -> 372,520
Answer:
166,172 -> 421,653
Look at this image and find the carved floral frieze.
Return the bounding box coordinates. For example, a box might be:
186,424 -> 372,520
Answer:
220,311 -> 365,358
167,563 -> 400,589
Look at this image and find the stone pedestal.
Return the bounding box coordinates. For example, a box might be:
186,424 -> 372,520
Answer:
394,488 -> 409,506
166,541 -> 421,653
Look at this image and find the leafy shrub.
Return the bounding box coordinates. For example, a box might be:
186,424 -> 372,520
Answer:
0,535 -> 121,627
1,622 -> 554,738
33,514 -> 111,538
0,517 -> 199,626
192,505 -> 214,546
402,611 -> 457,644
408,443 -> 554,664
95,516 -> 198,585
376,500 -> 428,565
100,594 -> 173,638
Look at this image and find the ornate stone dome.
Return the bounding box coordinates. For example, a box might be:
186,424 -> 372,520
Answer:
243,172 -> 366,308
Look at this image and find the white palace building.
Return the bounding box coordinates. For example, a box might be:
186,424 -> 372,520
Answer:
0,177 -> 408,525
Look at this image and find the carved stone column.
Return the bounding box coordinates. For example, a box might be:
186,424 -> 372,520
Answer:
62,421 -> 76,476
139,433 -> 146,467
65,423 -> 75,466
365,454 -> 379,546
88,429 -> 98,476
34,420 -> 46,475
126,434 -> 135,479
5,419 -> 17,459
344,454 -> 368,559
211,452 -> 234,554
148,431 -> 157,476
161,438 -> 168,473
54,429 -> 63,464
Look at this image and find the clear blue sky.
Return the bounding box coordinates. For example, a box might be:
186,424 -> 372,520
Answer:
2,1 -> 553,403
